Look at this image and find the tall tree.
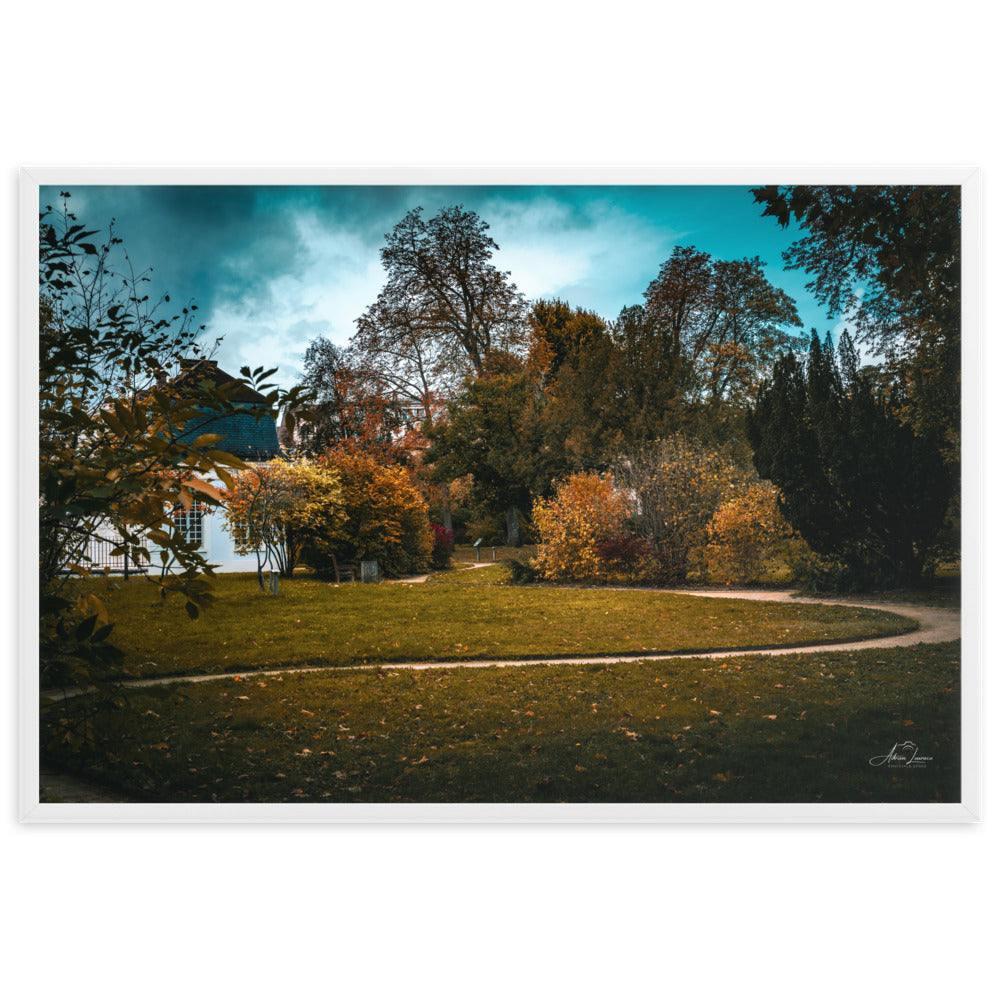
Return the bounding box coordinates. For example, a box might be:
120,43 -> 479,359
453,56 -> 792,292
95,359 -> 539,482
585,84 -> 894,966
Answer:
644,245 -> 804,407
750,185 -> 960,456
747,331 -> 951,588
425,354 -> 552,547
289,336 -> 417,461
354,205 -> 529,397
354,205 -> 529,535
527,299 -> 610,385
527,300 -> 626,466
605,303 -> 691,446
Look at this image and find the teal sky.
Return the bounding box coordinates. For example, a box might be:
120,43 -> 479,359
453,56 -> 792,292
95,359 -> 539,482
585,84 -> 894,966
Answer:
41,184 -> 848,388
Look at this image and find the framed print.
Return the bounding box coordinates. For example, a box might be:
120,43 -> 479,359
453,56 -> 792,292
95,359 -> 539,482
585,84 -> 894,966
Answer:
19,166 -> 981,822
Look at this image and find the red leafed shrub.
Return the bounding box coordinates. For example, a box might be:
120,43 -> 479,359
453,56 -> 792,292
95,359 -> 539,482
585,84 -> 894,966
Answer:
429,523 -> 454,570
595,534 -> 657,581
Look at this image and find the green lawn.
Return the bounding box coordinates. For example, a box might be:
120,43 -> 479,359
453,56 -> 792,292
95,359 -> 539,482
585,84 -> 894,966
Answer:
45,641 -> 960,803
76,573 -> 917,680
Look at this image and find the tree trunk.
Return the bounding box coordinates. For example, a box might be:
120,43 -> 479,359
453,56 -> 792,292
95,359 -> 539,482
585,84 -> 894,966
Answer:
440,482 -> 453,542
506,505 -> 521,548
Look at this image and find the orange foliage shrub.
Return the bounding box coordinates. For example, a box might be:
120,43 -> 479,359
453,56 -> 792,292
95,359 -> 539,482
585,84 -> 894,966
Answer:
531,473 -> 628,581
318,449 -> 432,577
706,481 -> 788,584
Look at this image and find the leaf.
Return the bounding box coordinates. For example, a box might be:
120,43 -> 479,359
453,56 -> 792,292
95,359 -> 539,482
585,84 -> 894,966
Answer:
75,614 -> 98,641
187,477 -> 223,502
190,433 -> 225,448
91,623 -> 114,643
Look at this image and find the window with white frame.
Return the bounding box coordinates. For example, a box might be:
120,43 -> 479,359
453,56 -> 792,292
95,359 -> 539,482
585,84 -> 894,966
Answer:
171,502 -> 206,548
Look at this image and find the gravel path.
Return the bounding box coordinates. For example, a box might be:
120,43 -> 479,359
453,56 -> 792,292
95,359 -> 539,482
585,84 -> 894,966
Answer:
107,587 -> 962,684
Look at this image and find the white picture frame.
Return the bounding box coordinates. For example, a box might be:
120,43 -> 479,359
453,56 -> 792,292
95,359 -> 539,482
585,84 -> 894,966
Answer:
20,165 -> 982,824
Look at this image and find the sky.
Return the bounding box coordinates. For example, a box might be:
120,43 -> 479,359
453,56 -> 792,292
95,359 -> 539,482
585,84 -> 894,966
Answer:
39,184 -> 848,390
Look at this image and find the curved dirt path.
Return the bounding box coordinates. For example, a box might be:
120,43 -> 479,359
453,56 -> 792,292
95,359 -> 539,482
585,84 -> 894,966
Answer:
115,587 -> 960,688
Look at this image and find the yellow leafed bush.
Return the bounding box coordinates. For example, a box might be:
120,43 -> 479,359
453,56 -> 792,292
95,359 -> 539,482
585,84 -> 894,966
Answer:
706,481 -> 789,584
223,458 -> 344,578
532,473 -> 628,581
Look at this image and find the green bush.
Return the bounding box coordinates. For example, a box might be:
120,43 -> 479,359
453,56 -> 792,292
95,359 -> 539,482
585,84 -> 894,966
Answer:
504,556 -> 539,585
789,547 -> 858,593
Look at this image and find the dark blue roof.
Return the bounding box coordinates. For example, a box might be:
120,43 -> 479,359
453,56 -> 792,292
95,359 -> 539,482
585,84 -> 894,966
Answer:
192,407 -> 281,460
174,361 -> 281,460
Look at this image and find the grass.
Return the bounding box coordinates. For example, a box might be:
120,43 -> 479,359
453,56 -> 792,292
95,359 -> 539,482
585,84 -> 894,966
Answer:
424,564 -> 510,585
451,544 -> 537,564
71,574 -> 918,680
44,641 -> 960,803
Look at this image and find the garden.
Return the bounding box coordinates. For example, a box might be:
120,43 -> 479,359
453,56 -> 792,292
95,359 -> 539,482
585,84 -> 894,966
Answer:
37,186 -> 962,806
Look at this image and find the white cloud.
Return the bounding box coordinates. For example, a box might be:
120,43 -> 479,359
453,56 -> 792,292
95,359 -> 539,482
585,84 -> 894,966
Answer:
204,207 -> 388,387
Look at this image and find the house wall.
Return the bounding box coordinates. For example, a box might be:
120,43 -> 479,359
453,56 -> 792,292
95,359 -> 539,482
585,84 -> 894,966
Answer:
199,501 -> 261,574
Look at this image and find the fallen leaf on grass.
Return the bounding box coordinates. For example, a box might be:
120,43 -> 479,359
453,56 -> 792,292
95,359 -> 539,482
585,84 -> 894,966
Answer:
763,715 -> 777,720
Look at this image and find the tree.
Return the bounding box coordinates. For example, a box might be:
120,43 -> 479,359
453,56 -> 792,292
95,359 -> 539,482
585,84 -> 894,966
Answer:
289,336 -> 418,461
354,205 -> 529,397
527,299 -> 631,467
353,205 -> 528,537
425,353 -> 552,547
316,449 -> 432,577
706,482 -> 789,584
613,435 -> 745,581
750,185 -> 960,457
604,303 -> 691,447
38,194 -> 310,746
223,459 -> 344,583
746,331 -> 951,588
532,473 -> 629,582
527,299 -> 610,386
643,245 -> 804,408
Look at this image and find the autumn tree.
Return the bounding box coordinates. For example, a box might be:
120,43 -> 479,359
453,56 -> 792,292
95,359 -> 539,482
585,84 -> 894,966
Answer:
425,353 -> 552,547
316,449 -> 432,577
38,194 -> 311,743
706,481 -> 789,584
613,435 -> 746,581
223,459 -> 344,584
528,299 -> 610,385
750,185 -> 961,458
354,205 -> 529,396
288,335 -> 419,461
527,300 -> 629,467
352,205 -> 528,534
604,303 -> 692,447
747,331 -> 951,588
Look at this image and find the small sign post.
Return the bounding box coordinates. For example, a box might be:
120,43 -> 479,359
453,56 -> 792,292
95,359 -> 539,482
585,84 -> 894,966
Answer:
472,537 -> 483,561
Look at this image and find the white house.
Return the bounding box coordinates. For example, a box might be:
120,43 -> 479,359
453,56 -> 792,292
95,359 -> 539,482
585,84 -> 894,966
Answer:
85,359 -> 283,576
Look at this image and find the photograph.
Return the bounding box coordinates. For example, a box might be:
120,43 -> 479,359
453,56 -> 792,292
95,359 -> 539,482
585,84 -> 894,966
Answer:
26,172 -> 973,819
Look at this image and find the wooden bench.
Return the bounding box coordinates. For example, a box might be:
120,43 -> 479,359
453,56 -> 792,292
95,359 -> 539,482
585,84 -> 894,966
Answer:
336,564 -> 357,583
